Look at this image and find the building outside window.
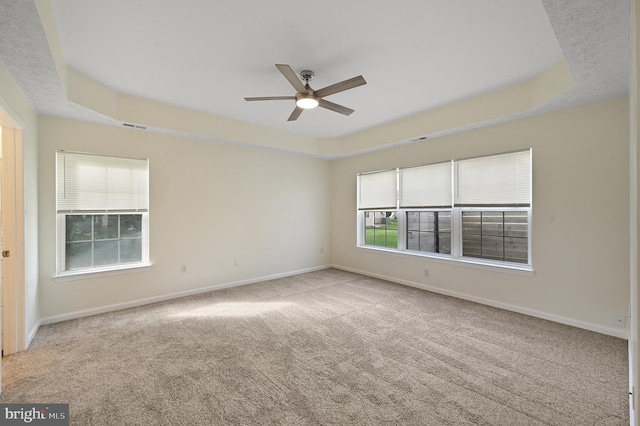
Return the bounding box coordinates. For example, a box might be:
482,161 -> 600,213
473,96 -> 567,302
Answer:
406,211 -> 451,254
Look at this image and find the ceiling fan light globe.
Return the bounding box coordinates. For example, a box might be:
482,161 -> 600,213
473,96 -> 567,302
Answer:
296,96 -> 319,109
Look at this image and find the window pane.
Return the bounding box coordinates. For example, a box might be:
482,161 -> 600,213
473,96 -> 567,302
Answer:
482,236 -> 504,260
407,230 -> 419,250
462,234 -> 482,258
94,240 -> 119,266
120,238 -> 142,263
364,212 -> 376,245
438,212 -> 451,232
66,215 -> 92,242
419,233 -> 435,252
407,212 -> 420,231
66,241 -> 92,270
419,212 -> 434,232
405,211 -> 451,255
505,212 -> 528,238
481,212 -> 504,237
505,237 -> 528,263
364,211 -> 397,248
438,232 -> 451,254
120,215 -> 142,238
462,210 -> 528,264
462,211 -> 481,235
94,215 -> 119,240
63,213 -> 147,271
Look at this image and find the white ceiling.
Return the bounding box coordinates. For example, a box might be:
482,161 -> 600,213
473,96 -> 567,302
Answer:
0,0 -> 631,144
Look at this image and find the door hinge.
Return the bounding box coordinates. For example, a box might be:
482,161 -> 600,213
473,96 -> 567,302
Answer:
1,250 -> 9,258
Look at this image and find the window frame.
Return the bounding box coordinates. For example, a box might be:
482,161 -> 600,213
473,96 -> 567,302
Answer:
358,208 -> 532,273
357,150 -> 533,274
361,210 -> 400,249
405,209 -> 452,257
454,206 -> 531,267
56,213 -> 150,276
55,151 -> 151,278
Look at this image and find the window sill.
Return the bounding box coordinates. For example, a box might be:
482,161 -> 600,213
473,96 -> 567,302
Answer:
53,263 -> 152,282
357,246 -> 534,276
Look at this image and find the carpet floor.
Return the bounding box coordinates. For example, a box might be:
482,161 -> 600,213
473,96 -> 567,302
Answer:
0,268 -> 629,425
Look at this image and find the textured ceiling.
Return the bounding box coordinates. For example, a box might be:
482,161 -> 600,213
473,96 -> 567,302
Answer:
0,0 -> 631,151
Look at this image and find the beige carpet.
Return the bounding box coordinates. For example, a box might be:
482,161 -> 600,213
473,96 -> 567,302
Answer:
0,268 -> 629,425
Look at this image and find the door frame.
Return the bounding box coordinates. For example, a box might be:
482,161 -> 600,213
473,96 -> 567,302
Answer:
0,99 -> 26,356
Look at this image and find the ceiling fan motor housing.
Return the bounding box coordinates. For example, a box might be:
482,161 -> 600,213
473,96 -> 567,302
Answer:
300,70 -> 315,83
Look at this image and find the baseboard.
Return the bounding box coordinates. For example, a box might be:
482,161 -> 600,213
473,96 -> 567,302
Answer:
39,265 -> 331,326
36,263 -> 628,340
26,320 -> 41,348
331,264 -> 630,340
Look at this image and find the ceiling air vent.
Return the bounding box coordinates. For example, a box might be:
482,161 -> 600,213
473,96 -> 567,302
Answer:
123,123 -> 147,130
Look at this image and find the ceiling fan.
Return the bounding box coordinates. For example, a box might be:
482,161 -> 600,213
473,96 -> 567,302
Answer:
244,64 -> 367,121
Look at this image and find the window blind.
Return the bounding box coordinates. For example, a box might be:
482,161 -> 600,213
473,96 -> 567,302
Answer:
358,169 -> 397,209
400,162 -> 452,208
454,150 -> 531,206
56,151 -> 149,213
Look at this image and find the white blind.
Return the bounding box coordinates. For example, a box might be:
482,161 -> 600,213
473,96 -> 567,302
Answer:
56,151 -> 149,213
400,162 -> 452,208
455,150 -> 531,206
358,170 -> 397,209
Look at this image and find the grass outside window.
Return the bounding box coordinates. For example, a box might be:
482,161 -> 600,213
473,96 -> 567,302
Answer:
364,211 -> 398,248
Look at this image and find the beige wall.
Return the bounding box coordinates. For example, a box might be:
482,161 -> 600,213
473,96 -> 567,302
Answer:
0,62 -> 39,347
331,97 -> 630,336
31,96 -> 633,338
38,117 -> 330,320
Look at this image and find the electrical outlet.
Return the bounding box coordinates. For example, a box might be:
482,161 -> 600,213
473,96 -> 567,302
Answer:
180,265 -> 187,273
233,258 -> 239,266
424,269 -> 429,278
613,313 -> 626,327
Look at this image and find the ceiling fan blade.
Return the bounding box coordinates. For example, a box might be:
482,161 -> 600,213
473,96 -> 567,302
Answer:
275,64 -> 307,93
244,96 -> 295,101
318,99 -> 354,116
315,75 -> 366,98
288,106 -> 304,121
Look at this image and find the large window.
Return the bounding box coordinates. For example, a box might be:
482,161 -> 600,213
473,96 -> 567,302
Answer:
357,150 -> 532,269
56,151 -> 149,275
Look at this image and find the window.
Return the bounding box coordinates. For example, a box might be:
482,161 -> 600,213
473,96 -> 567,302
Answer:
407,211 -> 451,254
357,150 -> 532,270
56,151 -> 149,274
364,211 -> 398,248
461,210 -> 528,263
64,214 -> 143,270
